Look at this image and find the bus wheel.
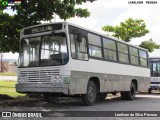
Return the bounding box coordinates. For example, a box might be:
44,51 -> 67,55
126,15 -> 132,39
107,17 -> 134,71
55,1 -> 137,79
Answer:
120,92 -> 126,100
148,88 -> 152,94
125,82 -> 136,100
81,81 -> 97,106
43,94 -> 56,103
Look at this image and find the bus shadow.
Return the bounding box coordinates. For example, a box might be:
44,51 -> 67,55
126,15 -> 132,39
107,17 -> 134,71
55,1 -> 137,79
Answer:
43,96 -> 122,107
2,94 -> 157,109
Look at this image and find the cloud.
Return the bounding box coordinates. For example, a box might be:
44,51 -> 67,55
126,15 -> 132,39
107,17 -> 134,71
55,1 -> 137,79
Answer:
68,0 -> 160,56
3,52 -> 19,59
3,7 -> 17,15
68,17 -> 98,29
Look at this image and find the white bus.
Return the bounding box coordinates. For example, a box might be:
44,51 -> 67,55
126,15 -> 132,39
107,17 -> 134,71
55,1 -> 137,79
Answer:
148,58 -> 160,93
16,22 -> 150,105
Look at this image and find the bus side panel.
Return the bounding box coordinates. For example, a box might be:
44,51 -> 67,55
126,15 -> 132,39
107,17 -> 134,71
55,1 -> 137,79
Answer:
137,77 -> 150,91
68,71 -> 132,95
68,59 -> 150,95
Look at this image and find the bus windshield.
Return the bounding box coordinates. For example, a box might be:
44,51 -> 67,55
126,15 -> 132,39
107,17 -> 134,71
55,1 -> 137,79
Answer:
19,33 -> 68,67
150,61 -> 160,77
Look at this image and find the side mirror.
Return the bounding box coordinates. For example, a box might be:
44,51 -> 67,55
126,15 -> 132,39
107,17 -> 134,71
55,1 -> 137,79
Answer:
77,33 -> 82,42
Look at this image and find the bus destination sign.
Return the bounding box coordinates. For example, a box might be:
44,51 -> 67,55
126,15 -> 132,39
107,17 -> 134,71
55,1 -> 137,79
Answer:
24,24 -> 62,35
32,26 -> 53,33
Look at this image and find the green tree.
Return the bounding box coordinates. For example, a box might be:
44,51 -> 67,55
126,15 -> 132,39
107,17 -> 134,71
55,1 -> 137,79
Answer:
102,18 -> 149,42
0,0 -> 96,53
102,18 -> 160,52
0,14 -> 19,53
139,39 -> 160,52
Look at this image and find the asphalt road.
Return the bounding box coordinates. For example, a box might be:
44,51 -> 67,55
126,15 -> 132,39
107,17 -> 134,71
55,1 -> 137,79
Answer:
1,93 -> 160,119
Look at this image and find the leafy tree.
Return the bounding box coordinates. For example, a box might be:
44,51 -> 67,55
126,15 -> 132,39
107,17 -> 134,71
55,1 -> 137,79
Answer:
102,18 -> 149,42
139,39 -> 160,52
102,18 -> 160,52
0,14 -> 19,53
0,0 -> 96,53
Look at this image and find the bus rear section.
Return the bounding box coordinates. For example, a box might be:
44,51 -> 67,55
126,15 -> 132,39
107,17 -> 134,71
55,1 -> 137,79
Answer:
148,58 -> 160,93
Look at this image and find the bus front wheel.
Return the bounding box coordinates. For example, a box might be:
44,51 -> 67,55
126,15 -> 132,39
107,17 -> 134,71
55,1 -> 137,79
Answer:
81,81 -> 97,106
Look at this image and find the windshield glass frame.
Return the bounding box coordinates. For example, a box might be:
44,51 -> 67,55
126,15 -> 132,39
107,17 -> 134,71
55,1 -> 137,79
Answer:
18,32 -> 69,68
150,61 -> 160,77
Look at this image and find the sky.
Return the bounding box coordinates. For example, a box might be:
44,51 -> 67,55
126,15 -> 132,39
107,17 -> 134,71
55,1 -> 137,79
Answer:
2,0 -> 160,59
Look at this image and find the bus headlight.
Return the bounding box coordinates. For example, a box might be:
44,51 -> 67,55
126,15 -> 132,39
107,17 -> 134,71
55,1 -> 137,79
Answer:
53,76 -> 58,82
22,78 -> 26,83
52,76 -> 69,83
18,78 -> 22,83
58,77 -> 63,83
18,77 -> 26,83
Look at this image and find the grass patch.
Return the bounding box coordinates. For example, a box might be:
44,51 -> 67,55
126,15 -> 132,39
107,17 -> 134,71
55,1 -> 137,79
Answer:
0,81 -> 25,97
0,72 -> 17,76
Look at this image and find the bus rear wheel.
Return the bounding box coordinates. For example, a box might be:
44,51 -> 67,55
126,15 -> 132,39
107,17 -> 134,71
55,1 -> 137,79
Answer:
81,81 -> 97,106
121,82 -> 136,100
120,92 -> 126,100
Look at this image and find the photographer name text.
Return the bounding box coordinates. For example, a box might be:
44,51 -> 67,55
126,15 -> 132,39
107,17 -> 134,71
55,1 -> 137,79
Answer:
128,1 -> 158,4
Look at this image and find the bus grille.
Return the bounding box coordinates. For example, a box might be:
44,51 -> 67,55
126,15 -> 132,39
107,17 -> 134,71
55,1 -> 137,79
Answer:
20,68 -> 60,83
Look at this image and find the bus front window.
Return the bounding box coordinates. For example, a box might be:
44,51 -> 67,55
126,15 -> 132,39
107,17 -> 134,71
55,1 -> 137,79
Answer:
19,33 -> 68,67
19,37 -> 41,67
152,62 -> 160,77
40,33 -> 68,66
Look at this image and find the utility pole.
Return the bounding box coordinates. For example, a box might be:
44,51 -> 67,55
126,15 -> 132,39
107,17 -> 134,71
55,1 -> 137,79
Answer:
54,13 -> 56,22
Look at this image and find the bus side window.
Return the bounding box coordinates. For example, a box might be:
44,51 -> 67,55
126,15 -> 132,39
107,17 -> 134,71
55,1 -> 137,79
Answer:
117,43 -> 129,63
70,34 -> 76,59
70,33 -> 88,60
76,37 -> 88,60
139,50 -> 147,67
103,38 -> 117,61
88,33 -> 102,58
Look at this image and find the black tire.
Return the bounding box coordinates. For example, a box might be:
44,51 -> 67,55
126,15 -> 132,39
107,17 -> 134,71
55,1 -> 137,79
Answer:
111,92 -> 117,96
120,92 -> 126,100
43,94 -> 56,103
148,88 -> 152,94
125,82 -> 136,100
81,81 -> 97,106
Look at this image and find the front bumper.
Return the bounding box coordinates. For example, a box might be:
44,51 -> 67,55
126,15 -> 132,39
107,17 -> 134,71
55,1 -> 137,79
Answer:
150,84 -> 160,90
16,83 -> 69,95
